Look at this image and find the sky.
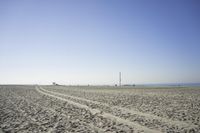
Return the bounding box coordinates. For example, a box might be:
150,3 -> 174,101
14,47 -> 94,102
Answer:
0,0 -> 200,85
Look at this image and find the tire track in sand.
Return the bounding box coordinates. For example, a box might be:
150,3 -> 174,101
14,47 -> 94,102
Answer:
39,86 -> 198,132
36,86 -> 161,133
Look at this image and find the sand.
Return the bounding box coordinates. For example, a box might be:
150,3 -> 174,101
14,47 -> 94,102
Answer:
0,85 -> 199,132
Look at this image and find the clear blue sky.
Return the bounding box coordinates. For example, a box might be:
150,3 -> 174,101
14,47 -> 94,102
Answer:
0,0 -> 200,85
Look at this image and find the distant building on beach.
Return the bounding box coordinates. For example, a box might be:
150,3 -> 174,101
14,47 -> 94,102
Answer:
52,82 -> 59,86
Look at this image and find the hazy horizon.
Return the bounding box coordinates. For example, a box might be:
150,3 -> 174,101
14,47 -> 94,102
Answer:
1,0 -> 200,85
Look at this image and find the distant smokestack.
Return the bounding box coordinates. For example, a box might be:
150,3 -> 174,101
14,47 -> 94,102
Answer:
119,72 -> 121,86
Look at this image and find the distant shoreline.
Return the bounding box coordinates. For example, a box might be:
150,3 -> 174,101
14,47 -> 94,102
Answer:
136,83 -> 200,87
0,83 -> 200,87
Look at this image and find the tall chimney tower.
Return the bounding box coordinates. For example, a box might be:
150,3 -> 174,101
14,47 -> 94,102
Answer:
119,72 -> 121,86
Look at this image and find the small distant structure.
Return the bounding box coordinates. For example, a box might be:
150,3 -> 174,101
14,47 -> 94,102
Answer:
52,82 -> 59,86
119,72 -> 121,87
123,84 -> 136,87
